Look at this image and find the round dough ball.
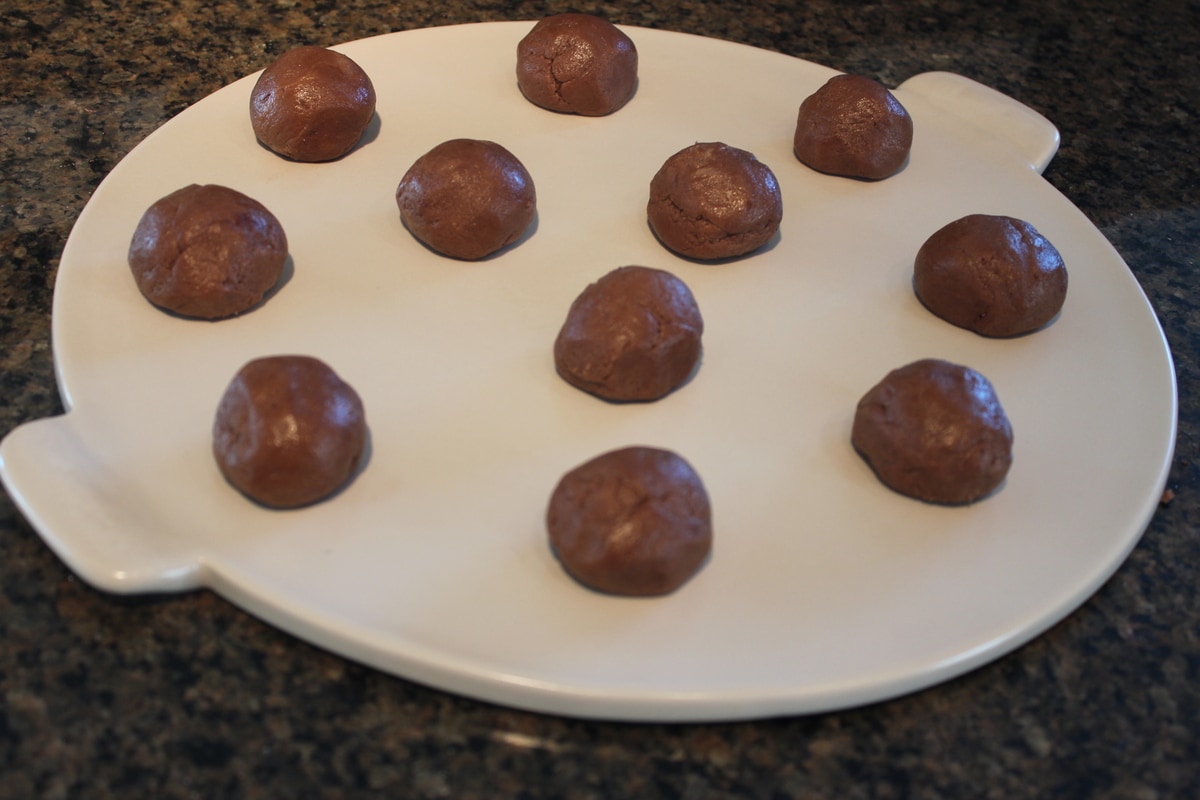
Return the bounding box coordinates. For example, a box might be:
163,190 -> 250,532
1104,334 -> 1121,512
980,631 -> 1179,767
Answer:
852,359 -> 1013,505
213,355 -> 367,508
914,214 -> 1068,337
516,13 -> 638,116
554,265 -> 704,401
793,74 -> 913,180
647,142 -> 783,260
547,446 -> 712,596
250,45 -> 376,162
128,184 -> 287,319
395,138 -> 537,260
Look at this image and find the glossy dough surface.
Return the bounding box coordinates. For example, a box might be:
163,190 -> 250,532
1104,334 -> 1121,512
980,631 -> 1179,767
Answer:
395,138 -> 537,260
516,13 -> 638,116
127,183 -> 288,319
647,142 -> 783,260
852,359 -> 1013,505
554,265 -> 704,401
914,214 -> 1068,337
250,45 -> 377,162
213,355 -> 367,509
547,446 -> 712,596
793,74 -> 913,180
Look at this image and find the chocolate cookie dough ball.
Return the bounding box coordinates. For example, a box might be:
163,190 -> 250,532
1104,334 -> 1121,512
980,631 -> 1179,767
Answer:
250,45 -> 376,162
213,355 -> 367,509
516,13 -> 638,116
395,138 -> 537,260
914,214 -> 1068,337
128,184 -> 287,319
793,74 -> 913,180
647,142 -> 783,260
852,359 -> 1013,505
547,446 -> 712,596
554,266 -> 703,401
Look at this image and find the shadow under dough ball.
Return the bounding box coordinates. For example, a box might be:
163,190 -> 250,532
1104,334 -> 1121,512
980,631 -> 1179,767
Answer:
793,74 -> 913,180
914,214 -> 1068,337
516,13 -> 638,116
127,183 -> 287,319
554,265 -> 704,401
250,45 -> 376,162
647,141 -> 783,260
395,138 -> 537,260
213,355 -> 368,509
852,359 -> 1013,505
547,446 -> 712,596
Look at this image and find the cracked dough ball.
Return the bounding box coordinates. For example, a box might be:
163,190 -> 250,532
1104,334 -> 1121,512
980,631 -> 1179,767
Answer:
516,13 -> 638,116
793,74 -> 913,180
914,214 -> 1068,337
128,184 -> 288,319
213,355 -> 367,509
250,45 -> 376,162
554,266 -> 704,402
547,446 -> 712,596
647,142 -> 783,260
395,138 -> 537,260
852,359 -> 1013,505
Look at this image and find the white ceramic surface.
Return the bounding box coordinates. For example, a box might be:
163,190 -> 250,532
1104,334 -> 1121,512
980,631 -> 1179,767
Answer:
0,22 -> 1176,721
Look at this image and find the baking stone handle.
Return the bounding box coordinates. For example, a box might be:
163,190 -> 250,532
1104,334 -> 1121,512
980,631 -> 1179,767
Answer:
897,71 -> 1060,174
0,416 -> 202,595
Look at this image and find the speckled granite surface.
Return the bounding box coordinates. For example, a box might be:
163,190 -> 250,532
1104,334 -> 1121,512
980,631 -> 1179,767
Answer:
2,0 -> 1198,796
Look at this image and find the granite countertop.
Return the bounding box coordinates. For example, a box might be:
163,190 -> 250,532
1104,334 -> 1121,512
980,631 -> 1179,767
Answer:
3,0 -> 1198,796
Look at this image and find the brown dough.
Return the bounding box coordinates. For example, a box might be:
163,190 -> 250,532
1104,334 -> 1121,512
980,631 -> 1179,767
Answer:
914,214 -> 1068,337
127,183 -> 287,319
793,74 -> 913,180
647,142 -> 783,260
516,13 -> 638,116
395,138 -> 537,260
554,266 -> 704,401
213,355 -> 367,508
547,446 -> 712,596
250,45 -> 376,162
852,359 -> 1013,504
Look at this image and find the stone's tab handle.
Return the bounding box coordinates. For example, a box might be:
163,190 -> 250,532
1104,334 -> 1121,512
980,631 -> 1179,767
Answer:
0,416 -> 201,595
896,71 -> 1061,174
